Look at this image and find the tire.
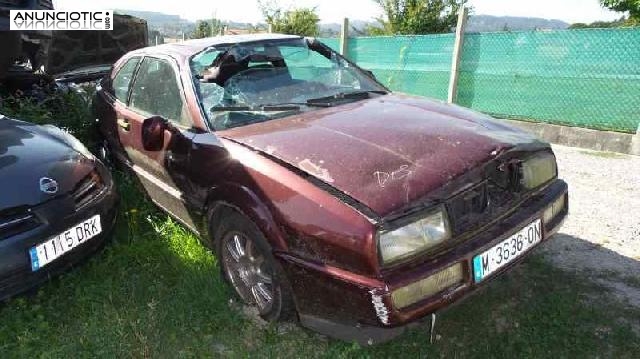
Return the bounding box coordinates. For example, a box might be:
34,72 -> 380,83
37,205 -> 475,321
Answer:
212,209 -> 296,322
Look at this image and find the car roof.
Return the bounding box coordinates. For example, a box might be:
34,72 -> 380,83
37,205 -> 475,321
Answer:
129,33 -> 304,61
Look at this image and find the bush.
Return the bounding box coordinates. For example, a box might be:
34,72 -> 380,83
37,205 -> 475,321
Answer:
0,83 -> 97,145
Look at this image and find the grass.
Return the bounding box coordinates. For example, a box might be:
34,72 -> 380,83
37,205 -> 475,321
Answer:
0,172 -> 638,358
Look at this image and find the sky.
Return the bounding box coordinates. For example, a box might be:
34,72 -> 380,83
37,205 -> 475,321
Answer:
54,0 -> 623,25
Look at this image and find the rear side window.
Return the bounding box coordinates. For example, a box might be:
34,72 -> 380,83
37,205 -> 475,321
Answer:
129,57 -> 191,127
112,57 -> 140,103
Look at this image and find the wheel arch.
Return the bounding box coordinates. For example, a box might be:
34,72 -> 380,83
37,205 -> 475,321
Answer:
204,183 -> 289,253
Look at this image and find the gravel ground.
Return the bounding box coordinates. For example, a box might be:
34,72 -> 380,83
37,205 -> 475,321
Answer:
541,145 -> 640,306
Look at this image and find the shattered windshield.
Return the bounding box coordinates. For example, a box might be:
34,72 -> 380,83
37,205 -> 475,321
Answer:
190,38 -> 387,130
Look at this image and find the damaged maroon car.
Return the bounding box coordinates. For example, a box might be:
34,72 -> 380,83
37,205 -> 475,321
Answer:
93,34 -> 568,344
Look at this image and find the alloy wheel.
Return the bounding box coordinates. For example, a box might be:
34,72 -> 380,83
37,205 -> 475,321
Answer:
221,231 -> 275,313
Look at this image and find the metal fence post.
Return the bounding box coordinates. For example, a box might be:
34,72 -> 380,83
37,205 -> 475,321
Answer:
447,7 -> 469,104
340,17 -> 349,56
632,124 -> 640,156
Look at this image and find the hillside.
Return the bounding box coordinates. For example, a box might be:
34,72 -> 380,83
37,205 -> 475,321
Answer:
319,15 -> 569,36
114,9 -> 571,38
114,9 -> 195,37
466,15 -> 569,32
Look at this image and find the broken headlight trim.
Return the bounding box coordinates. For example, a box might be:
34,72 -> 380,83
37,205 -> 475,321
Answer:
378,206 -> 451,266
521,153 -> 557,190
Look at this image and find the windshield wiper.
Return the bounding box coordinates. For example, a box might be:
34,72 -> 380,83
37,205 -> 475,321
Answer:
211,104 -> 302,112
210,99 -> 339,112
306,90 -> 387,106
209,91 -> 387,113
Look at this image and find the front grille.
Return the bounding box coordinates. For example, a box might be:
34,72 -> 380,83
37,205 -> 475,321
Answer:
0,209 -> 40,240
447,182 -> 489,235
72,171 -> 104,210
447,157 -> 524,236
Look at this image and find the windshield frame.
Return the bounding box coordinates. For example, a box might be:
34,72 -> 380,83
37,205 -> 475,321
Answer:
189,37 -> 390,132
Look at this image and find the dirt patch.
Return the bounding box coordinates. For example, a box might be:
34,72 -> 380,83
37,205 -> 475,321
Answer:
541,145 -> 640,308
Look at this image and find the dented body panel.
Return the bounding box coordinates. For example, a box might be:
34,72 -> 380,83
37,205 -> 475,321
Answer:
218,94 -> 547,217
192,138 -> 380,274
93,34 -> 568,344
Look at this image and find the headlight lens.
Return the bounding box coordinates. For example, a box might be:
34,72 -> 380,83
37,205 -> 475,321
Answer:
391,263 -> 464,309
379,207 -> 451,265
521,153 -> 557,189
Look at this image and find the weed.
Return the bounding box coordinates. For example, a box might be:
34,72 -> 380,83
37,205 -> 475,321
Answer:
0,83 -> 97,145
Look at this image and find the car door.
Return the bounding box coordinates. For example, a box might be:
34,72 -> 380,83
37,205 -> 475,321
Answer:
114,56 -> 198,231
94,56 -> 140,161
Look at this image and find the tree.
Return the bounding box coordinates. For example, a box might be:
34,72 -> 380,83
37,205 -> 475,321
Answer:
601,0 -> 640,23
258,0 -> 320,36
568,23 -> 590,29
371,0 -> 468,35
193,21 -> 211,39
192,18 -> 224,39
569,17 -> 627,29
276,8 -> 320,36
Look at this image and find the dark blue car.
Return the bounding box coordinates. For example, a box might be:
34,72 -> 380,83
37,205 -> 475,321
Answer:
0,113 -> 117,300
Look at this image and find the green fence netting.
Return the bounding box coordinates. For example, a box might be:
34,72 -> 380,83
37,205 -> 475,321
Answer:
320,35 -> 455,101
458,28 -> 640,133
320,28 -> 640,133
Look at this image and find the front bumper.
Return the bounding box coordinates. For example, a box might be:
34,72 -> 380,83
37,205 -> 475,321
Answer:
0,170 -> 118,302
279,179 -> 568,344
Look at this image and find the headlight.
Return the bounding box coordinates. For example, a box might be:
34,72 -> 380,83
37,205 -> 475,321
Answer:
521,153 -> 557,190
378,207 -> 451,265
391,263 -> 464,309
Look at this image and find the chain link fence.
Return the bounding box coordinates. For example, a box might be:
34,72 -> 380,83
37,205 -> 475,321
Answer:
321,27 -> 640,134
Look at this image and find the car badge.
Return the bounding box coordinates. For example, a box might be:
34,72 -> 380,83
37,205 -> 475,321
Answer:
39,177 -> 59,194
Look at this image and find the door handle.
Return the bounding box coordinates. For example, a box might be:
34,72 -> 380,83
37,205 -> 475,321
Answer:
117,118 -> 130,131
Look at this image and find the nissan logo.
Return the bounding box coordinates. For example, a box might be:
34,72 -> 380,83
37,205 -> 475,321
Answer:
39,177 -> 59,194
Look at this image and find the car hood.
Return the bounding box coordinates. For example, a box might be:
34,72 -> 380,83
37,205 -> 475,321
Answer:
218,94 -> 546,217
0,115 -> 94,211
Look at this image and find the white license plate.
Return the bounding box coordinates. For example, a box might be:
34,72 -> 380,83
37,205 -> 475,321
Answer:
472,219 -> 542,282
29,215 -> 102,272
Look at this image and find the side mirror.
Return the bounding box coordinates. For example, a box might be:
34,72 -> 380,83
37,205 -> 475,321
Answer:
142,116 -> 168,151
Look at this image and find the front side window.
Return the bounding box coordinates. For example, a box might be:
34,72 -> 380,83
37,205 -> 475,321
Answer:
129,57 -> 191,127
112,57 -> 140,103
190,38 -> 387,130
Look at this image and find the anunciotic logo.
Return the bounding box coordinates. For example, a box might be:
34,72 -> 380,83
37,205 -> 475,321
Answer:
10,10 -> 113,31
